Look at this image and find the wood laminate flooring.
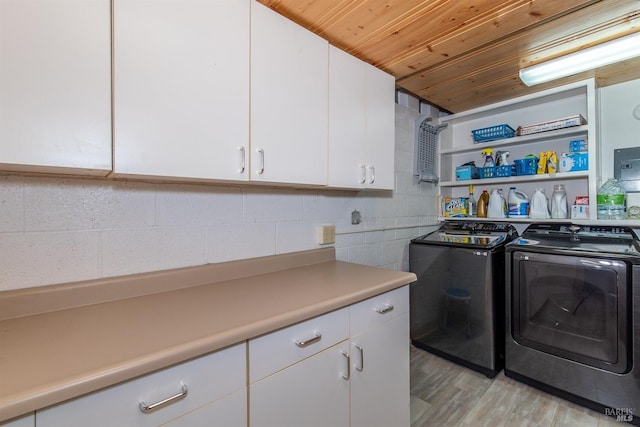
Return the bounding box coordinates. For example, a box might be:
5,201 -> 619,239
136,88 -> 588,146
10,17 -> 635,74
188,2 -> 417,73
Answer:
410,346 -> 623,427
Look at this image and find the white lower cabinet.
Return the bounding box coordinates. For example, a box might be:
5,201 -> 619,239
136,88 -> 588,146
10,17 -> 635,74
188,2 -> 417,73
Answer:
0,413 -> 34,427
35,343 -> 247,427
21,288 -> 408,427
249,286 -> 410,427
350,288 -> 410,427
250,341 -> 351,427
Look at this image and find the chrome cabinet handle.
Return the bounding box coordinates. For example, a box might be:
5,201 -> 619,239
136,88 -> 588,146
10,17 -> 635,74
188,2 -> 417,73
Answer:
295,332 -> 322,348
139,384 -> 188,413
238,146 -> 246,173
257,148 -> 265,174
375,304 -> 394,314
359,164 -> 366,184
368,165 -> 375,184
341,351 -> 350,380
354,343 -> 364,372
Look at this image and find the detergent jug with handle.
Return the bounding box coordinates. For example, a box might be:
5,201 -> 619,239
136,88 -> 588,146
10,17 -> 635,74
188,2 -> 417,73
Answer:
529,188 -> 550,219
487,188 -> 506,218
507,187 -> 529,218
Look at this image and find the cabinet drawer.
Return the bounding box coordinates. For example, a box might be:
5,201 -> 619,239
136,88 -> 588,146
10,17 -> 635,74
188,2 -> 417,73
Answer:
249,307 -> 349,383
36,343 -> 246,427
350,286 -> 409,336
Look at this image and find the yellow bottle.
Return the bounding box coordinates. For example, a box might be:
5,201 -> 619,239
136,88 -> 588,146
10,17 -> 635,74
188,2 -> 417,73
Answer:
477,190 -> 489,218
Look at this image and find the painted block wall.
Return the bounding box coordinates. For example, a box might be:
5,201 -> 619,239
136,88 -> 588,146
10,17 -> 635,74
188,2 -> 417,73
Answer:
0,102 -> 439,291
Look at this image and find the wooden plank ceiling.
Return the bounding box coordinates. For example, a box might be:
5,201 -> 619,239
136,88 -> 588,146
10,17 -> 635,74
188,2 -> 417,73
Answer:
257,0 -> 640,113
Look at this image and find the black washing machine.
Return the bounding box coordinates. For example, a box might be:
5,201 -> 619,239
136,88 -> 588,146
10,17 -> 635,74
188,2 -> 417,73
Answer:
409,221 -> 517,378
505,223 -> 640,425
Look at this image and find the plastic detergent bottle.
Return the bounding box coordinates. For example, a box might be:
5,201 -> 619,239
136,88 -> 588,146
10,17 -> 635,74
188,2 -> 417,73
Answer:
477,190 -> 489,218
507,187 -> 529,218
487,188 -> 506,218
551,184 -> 568,219
597,178 -> 627,220
529,188 -> 550,219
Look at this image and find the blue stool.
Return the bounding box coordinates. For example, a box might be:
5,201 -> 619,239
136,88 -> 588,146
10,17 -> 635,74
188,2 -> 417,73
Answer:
443,288 -> 471,338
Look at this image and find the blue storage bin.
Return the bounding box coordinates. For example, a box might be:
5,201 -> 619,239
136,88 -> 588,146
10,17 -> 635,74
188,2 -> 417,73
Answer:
471,124 -> 516,142
514,158 -> 539,175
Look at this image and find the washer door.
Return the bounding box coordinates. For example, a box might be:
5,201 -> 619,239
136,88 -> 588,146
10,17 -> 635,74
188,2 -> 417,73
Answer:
511,250 -> 630,374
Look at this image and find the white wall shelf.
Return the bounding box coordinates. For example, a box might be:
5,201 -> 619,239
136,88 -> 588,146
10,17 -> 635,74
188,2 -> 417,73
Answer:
437,79 -> 598,222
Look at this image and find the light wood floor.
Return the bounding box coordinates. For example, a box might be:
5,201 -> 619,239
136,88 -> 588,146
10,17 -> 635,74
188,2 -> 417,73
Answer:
410,346 -> 622,427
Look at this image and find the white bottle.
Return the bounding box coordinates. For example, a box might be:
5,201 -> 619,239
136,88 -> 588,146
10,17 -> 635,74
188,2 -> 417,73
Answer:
551,184 -> 568,219
488,188 -> 506,218
529,188 -> 550,219
507,187 -> 529,218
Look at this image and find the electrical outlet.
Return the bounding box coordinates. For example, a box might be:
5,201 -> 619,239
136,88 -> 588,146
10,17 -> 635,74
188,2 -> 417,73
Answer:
318,225 -> 336,245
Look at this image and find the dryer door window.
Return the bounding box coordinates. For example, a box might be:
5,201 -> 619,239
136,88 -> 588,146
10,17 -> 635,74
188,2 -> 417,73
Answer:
511,250 -> 630,374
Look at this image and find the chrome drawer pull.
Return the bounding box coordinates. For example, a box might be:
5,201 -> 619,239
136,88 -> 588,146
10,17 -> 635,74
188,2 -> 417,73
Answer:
295,332 -> 322,348
139,384 -> 188,413
341,351 -> 350,380
375,304 -> 394,314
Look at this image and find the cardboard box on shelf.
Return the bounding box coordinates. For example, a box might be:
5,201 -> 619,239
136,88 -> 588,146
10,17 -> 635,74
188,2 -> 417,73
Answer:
517,115 -> 587,136
559,152 -> 588,172
443,197 -> 469,217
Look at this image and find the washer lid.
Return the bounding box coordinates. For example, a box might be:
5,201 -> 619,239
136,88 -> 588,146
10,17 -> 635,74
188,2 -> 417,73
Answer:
412,220 -> 516,248
515,223 -> 640,255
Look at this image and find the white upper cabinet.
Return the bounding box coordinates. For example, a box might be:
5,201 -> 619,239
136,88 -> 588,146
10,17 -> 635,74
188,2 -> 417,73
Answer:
364,64 -> 396,190
250,1 -> 329,186
328,47 -> 367,188
0,0 -> 112,175
112,0 -> 250,181
328,46 -> 395,190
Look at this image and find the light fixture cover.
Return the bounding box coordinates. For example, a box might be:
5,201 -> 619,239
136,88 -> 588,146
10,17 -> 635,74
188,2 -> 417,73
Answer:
520,32 -> 640,86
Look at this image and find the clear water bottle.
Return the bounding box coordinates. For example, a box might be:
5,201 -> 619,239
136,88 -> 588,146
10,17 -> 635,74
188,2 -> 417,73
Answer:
597,178 -> 626,220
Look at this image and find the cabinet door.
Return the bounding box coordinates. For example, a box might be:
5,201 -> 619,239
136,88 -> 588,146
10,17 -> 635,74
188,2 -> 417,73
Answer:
113,0 -> 250,181
0,413 -> 33,427
328,46 -> 395,190
349,287 -> 410,427
250,1 -> 328,185
364,65 -> 396,190
351,313 -> 410,427
0,0 -> 111,175
328,46 -> 367,188
250,342 -> 350,427
36,343 -> 246,427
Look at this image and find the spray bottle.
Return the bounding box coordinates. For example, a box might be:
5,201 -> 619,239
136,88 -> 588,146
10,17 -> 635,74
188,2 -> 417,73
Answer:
481,148 -> 495,168
496,151 -> 510,166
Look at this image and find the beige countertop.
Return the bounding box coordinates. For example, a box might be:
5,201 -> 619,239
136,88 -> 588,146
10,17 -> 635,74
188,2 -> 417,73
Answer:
0,248 -> 416,422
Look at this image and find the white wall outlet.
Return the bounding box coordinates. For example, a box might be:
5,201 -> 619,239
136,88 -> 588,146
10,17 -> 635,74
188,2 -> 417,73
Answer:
318,225 -> 336,245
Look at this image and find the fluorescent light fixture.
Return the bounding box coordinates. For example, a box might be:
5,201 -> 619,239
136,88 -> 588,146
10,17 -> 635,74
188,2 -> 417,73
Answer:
519,32 -> 640,86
